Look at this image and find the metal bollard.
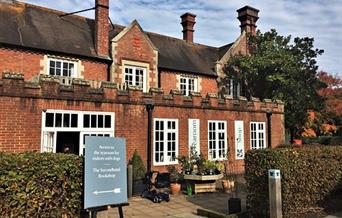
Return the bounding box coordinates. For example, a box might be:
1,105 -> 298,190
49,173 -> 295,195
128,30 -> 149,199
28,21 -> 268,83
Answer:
268,169 -> 282,218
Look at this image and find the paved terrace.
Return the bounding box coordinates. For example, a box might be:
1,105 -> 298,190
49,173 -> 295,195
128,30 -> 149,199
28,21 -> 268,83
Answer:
97,192 -> 246,218
96,177 -> 247,218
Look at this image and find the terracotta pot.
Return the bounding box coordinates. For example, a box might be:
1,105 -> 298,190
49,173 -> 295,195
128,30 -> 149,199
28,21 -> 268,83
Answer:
170,183 -> 181,195
222,180 -> 235,193
293,139 -> 302,145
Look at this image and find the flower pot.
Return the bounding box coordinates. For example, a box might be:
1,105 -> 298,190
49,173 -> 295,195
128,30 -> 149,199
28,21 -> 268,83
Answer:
293,139 -> 302,145
170,183 -> 181,195
222,180 -> 235,193
133,179 -> 145,196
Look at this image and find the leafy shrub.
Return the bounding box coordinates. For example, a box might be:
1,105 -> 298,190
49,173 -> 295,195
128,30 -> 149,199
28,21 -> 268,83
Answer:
130,150 -> 146,180
245,146 -> 342,218
0,152 -> 83,217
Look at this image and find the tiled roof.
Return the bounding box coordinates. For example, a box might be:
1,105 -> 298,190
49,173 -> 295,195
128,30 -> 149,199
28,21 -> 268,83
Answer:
0,1 -> 233,76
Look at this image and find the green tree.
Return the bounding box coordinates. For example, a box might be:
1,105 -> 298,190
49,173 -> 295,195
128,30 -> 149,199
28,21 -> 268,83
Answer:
222,29 -> 325,142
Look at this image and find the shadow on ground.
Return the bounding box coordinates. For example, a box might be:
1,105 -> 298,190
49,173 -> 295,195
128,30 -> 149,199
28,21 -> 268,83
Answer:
186,176 -> 247,215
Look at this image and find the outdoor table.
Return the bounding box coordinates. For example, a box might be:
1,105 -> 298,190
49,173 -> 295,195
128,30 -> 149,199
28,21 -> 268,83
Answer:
183,174 -> 223,194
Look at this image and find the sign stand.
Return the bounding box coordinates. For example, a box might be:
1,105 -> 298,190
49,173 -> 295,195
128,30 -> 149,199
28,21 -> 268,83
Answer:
87,203 -> 129,218
84,137 -> 129,218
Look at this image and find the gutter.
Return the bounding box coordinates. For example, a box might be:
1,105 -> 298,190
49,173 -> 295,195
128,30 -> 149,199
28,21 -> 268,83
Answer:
146,102 -> 154,173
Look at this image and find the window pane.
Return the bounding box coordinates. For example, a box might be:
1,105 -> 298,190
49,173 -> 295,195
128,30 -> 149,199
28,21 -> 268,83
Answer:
50,61 -> 55,67
55,113 -> 62,127
45,113 -> 54,127
63,113 -> 70,127
71,114 -> 78,127
105,115 -> 111,128
55,68 -> 61,76
91,115 -> 97,128
63,69 -> 68,77
84,114 -> 90,128
98,115 -> 104,128
156,121 -> 159,130
49,67 -> 55,76
69,63 -> 74,76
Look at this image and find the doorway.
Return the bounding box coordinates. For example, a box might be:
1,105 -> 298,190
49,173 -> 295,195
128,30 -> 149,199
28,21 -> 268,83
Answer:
56,132 -> 80,155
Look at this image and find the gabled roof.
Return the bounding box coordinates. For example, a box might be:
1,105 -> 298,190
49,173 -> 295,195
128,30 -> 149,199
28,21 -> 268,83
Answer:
0,1 -> 234,76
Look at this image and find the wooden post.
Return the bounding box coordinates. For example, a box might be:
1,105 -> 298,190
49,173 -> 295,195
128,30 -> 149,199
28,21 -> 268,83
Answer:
268,169 -> 283,218
127,164 -> 133,198
268,169 -> 282,218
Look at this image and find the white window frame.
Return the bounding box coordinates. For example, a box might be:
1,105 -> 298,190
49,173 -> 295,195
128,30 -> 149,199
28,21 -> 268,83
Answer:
180,76 -> 198,96
47,58 -> 78,78
227,79 -> 241,98
41,110 -> 115,155
250,122 -> 266,150
124,65 -> 147,92
153,118 -> 179,166
208,120 -> 227,161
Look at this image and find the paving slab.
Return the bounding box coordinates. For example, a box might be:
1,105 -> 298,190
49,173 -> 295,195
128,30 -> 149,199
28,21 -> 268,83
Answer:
96,177 -> 248,218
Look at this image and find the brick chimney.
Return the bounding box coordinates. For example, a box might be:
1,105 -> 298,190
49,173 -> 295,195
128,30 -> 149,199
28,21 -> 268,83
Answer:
181,12 -> 196,43
95,0 -> 109,57
237,6 -> 259,35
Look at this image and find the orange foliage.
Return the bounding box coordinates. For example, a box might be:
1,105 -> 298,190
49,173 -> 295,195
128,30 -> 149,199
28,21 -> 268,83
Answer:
318,71 -> 342,116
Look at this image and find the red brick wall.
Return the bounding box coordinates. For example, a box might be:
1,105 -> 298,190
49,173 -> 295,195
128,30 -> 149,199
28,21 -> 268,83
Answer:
0,47 -> 42,80
0,47 -> 107,81
112,23 -> 158,88
80,60 -> 107,81
160,70 -> 218,96
0,75 -> 285,174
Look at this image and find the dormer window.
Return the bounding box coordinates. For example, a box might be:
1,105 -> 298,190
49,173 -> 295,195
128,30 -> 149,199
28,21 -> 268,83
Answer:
227,79 -> 241,99
124,65 -> 147,92
48,58 -> 77,77
180,76 -> 198,96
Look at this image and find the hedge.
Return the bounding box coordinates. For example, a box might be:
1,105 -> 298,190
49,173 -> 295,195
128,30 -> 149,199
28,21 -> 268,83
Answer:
245,145 -> 342,218
0,152 -> 83,217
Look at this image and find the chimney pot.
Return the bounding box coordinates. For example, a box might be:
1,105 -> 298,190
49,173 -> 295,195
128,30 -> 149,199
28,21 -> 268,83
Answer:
181,12 -> 196,43
237,6 -> 259,35
95,0 -> 109,57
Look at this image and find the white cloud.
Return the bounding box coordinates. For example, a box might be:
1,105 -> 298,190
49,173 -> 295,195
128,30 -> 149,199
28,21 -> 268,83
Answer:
23,0 -> 342,75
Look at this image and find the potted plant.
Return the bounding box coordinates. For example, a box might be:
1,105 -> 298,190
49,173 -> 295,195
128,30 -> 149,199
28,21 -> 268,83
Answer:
204,160 -> 217,175
195,154 -> 206,175
178,155 -> 192,175
130,150 -> 146,195
167,165 -> 182,195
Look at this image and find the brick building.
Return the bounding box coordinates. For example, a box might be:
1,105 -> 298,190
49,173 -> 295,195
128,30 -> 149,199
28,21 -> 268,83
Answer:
0,0 -> 285,173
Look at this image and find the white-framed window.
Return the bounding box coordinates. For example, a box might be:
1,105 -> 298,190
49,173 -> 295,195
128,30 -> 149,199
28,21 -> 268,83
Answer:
41,110 -> 114,155
124,65 -> 147,92
227,79 -> 241,99
208,120 -> 227,160
48,58 -> 77,77
154,118 -> 179,165
250,122 -> 266,149
180,76 -> 198,96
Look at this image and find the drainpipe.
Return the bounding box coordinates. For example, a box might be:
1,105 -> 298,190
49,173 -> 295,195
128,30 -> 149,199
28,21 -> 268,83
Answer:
266,110 -> 272,148
146,102 -> 154,173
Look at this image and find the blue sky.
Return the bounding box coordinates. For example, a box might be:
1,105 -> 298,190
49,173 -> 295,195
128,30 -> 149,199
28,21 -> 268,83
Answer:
24,0 -> 342,76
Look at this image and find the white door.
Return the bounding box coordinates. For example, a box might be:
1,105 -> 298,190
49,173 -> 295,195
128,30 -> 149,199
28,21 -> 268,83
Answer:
41,131 -> 56,153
